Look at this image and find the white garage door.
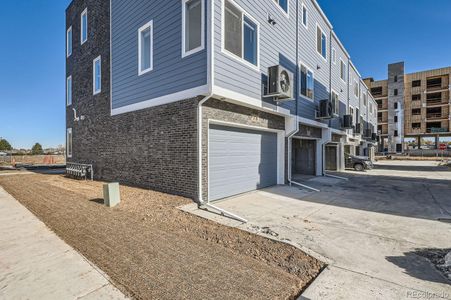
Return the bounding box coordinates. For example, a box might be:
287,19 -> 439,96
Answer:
208,124 -> 278,201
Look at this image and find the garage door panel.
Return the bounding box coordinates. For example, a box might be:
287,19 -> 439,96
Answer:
209,124 -> 278,201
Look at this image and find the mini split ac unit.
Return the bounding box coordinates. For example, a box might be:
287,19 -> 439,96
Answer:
342,114 -> 353,129
266,65 -> 294,101
316,99 -> 334,119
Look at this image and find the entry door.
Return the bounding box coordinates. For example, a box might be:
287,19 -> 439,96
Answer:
208,124 -> 278,201
293,139 -> 316,175
325,145 -> 338,171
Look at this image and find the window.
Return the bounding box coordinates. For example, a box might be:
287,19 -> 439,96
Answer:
369,102 -> 373,114
81,9 -> 88,45
93,56 -> 101,95
182,0 -> 204,57
340,59 -> 346,82
273,0 -> 288,13
67,26 -> 72,57
316,25 -> 327,59
394,102 -> 398,109
371,87 -> 382,96
394,75 -> 398,82
394,130 -> 398,137
394,89 -> 398,96
394,115 -> 398,123
354,80 -> 359,97
223,0 -> 259,67
412,123 -> 421,129
66,76 -> 72,106
138,21 -> 153,75
302,4 -> 308,28
332,48 -> 336,64
331,91 -> 339,115
412,94 -> 421,101
412,108 -> 421,115
362,92 -> 367,106
300,63 -> 314,100
412,80 -> 421,87
67,128 -> 73,158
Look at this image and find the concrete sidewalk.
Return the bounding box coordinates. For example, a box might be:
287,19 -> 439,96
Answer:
0,186 -> 127,300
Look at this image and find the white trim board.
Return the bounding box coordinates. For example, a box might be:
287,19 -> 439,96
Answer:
111,85 -> 209,116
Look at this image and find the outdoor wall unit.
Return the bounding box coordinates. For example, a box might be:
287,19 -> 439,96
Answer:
342,114 -> 353,129
266,65 -> 294,101
316,99 -> 334,120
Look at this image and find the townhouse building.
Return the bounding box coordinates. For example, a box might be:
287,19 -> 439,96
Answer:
365,62 -> 451,153
66,0 -> 377,203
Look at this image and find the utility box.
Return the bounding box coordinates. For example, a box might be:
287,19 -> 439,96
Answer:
103,182 -> 120,207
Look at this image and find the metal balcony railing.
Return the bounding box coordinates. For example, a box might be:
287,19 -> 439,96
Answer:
426,98 -> 447,106
426,127 -> 448,133
426,113 -> 448,120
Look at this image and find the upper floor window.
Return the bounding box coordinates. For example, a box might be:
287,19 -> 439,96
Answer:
302,4 -> 308,28
394,75 -> 398,82
349,106 -> 355,124
331,91 -> 339,115
394,89 -> 398,96
332,48 -> 336,64
138,21 -> 153,75
340,59 -> 346,82
300,63 -> 314,100
362,92 -> 367,106
67,27 -> 72,57
316,25 -> 327,60
369,102 -> 373,114
66,76 -> 72,106
412,80 -> 421,87
93,56 -> 101,95
354,80 -> 359,97
223,0 -> 259,67
81,9 -> 88,45
182,0 -> 205,57
273,0 -> 288,13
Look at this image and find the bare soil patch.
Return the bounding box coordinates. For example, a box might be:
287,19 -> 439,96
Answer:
0,174 -> 323,299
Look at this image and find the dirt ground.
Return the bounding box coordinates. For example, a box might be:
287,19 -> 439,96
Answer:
0,174 -> 323,300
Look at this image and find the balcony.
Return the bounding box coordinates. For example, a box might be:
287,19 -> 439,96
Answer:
426,78 -> 443,91
426,113 -> 449,120
426,127 -> 448,133
377,118 -> 388,123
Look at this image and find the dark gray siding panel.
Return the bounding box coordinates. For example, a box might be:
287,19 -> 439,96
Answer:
111,0 -> 208,109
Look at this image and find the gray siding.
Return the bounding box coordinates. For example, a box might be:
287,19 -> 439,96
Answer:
213,0 -> 297,114
330,35 -> 349,130
111,0 -> 208,109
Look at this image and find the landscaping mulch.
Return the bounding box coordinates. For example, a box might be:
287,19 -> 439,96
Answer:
0,174 -> 323,300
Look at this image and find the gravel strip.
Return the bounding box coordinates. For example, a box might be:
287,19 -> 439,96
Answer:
0,174 -> 323,300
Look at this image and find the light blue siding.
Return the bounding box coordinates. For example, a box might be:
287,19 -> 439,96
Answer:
213,0 -> 297,114
111,0 -> 208,109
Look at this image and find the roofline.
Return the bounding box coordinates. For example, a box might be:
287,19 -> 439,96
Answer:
331,31 -> 350,59
312,0 -> 333,29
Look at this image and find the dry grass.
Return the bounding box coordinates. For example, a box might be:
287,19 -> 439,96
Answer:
0,174 -> 323,300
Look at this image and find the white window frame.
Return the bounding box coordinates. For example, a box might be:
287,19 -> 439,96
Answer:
273,0 -> 289,17
340,58 -> 346,83
182,0 -> 205,58
221,0 -> 260,71
299,61 -> 315,102
332,47 -> 336,64
362,91 -> 367,107
331,89 -> 339,115
316,23 -> 327,61
66,26 -> 72,57
66,76 -> 72,106
138,20 -> 154,76
93,56 -> 101,95
301,3 -> 308,29
349,106 -> 355,125
81,8 -> 88,45
354,79 -> 359,97
66,128 -> 73,158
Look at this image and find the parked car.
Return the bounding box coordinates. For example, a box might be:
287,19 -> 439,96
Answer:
345,153 -> 374,171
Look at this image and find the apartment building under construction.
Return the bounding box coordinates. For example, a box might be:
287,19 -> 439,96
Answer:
365,62 -> 451,153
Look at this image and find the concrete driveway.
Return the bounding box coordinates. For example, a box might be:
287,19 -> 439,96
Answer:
183,160 -> 451,299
